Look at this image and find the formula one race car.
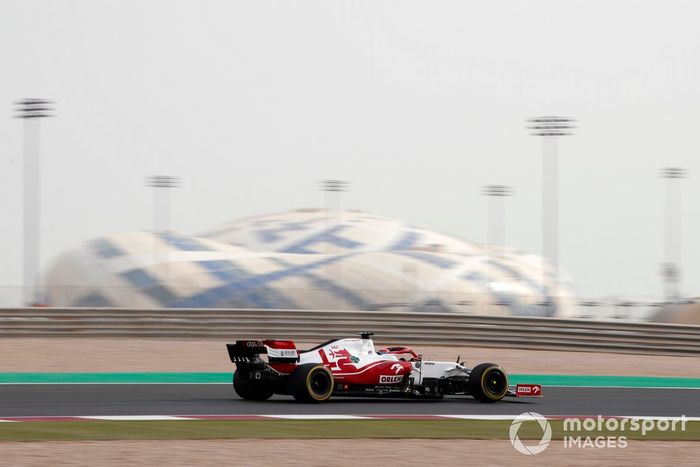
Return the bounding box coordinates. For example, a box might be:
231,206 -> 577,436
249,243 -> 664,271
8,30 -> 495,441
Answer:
226,332 -> 542,403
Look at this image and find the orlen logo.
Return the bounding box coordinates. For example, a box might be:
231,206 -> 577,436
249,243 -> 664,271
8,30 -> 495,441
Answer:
244,341 -> 263,348
516,384 -> 542,396
379,375 -> 403,384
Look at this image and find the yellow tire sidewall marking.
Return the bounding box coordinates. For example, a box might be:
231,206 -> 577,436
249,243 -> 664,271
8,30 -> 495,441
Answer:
480,366 -> 508,400
306,366 -> 333,401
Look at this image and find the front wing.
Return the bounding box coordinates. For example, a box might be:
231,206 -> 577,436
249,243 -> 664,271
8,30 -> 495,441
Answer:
508,383 -> 543,397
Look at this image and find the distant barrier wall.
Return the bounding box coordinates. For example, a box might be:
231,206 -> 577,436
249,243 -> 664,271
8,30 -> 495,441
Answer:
1,308 -> 699,355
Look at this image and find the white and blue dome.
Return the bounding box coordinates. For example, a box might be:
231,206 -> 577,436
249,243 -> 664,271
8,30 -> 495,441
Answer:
44,208 -> 575,316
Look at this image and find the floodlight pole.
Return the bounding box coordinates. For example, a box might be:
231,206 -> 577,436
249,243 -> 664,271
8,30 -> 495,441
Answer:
527,116 -> 575,310
319,180 -> 348,307
482,185 -> 513,257
147,175 -> 180,234
660,167 -> 686,302
14,98 -> 55,306
146,175 -> 180,289
320,179 -> 348,242
320,179 -> 348,214
481,185 -> 513,311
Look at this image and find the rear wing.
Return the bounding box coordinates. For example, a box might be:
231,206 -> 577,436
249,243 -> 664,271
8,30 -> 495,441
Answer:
226,340 -> 267,363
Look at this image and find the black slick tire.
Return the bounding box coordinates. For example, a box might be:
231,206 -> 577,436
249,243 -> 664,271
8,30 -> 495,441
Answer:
233,370 -> 274,401
289,364 -> 334,403
468,363 -> 508,403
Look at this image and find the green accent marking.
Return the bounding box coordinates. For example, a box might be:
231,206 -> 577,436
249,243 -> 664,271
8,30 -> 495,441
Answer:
0,372 -> 231,384
509,374 -> 700,389
0,373 -> 699,388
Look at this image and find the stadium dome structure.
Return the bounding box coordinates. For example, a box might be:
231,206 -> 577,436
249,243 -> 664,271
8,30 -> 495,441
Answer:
44,208 -> 575,316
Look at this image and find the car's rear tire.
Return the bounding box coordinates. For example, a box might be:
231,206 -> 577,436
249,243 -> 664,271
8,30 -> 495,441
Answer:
289,364 -> 334,403
233,370 -> 274,401
468,363 -> 508,403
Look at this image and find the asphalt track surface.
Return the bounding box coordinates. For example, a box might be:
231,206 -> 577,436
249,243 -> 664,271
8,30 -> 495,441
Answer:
1,385 -> 699,417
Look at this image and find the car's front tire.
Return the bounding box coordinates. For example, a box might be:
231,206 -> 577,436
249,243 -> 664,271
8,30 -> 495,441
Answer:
289,364 -> 334,403
468,363 -> 508,402
233,370 -> 274,401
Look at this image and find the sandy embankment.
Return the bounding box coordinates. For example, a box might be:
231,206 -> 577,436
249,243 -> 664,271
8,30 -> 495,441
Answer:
0,338 -> 698,376
0,439 -> 698,466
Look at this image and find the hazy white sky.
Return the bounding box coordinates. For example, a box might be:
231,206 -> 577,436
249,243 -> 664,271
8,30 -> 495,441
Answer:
1,0 -> 699,301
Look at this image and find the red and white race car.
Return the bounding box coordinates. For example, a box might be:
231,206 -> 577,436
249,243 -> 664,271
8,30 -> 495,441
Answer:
226,332 -> 542,403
